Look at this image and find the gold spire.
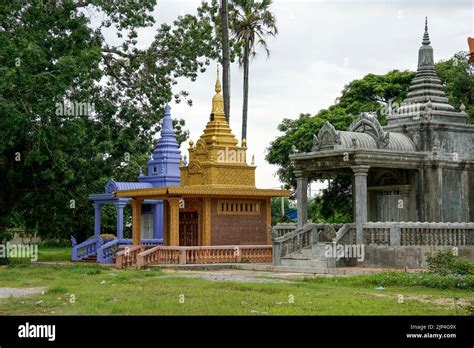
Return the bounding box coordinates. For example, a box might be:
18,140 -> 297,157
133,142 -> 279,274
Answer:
180,66 -> 256,188
215,65 -> 222,93
211,65 -> 225,118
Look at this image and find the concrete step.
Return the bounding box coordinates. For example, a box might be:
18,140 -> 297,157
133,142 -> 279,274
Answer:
78,255 -> 97,263
271,265 -> 330,274
280,258 -> 329,268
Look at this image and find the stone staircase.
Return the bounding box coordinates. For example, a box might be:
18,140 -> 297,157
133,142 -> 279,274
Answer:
279,243 -> 336,273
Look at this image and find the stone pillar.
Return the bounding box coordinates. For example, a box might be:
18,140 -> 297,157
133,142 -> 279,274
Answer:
131,199 -> 143,245
152,201 -> 164,240
168,198 -> 180,246
93,203 -> 102,237
116,202 -> 127,240
352,166 -> 370,244
295,171 -> 308,228
399,186 -> 411,222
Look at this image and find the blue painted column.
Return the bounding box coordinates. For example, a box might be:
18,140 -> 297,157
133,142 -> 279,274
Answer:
116,202 -> 127,240
152,201 -> 164,239
93,203 -> 102,237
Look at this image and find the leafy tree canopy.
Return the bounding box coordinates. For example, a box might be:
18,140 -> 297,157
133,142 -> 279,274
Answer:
0,0 -> 238,240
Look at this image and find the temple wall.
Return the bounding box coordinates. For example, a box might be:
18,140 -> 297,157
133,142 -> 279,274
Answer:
422,166 -> 471,222
358,245 -> 474,269
210,198 -> 268,245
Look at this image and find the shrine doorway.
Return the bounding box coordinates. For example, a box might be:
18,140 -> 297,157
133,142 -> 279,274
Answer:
179,211 -> 199,246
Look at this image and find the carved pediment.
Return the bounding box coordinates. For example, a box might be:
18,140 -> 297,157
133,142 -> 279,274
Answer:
314,121 -> 341,151
187,161 -> 203,174
195,139 -> 208,155
104,178 -> 118,193
350,112 -> 390,148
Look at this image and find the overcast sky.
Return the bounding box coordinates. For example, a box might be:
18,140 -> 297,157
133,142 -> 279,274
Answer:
103,0 -> 472,189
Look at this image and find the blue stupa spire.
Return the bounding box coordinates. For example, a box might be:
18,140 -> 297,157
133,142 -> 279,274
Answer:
138,103 -> 181,187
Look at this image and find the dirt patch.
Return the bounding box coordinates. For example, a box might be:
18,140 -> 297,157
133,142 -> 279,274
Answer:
160,269 -> 299,283
0,287 -> 46,299
366,292 -> 473,309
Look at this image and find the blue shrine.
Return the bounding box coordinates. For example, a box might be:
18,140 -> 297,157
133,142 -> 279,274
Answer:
71,104 -> 181,262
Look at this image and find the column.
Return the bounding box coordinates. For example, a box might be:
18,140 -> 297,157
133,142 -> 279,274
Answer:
202,198 -> 211,246
152,201 -> 164,240
131,198 -> 143,245
399,186 -> 411,222
295,171 -> 308,228
352,166 -> 370,245
266,198 -> 272,244
116,201 -> 127,240
168,198 -> 180,246
93,203 -> 102,237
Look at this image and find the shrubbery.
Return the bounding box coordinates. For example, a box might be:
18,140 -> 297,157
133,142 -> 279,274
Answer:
426,250 -> 473,276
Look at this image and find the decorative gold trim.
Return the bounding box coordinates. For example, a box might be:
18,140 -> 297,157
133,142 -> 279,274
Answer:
168,198 -> 180,246
202,198 -> 211,245
114,186 -> 289,198
217,199 -> 260,216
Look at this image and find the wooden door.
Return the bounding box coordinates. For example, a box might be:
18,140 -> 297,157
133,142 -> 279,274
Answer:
179,211 -> 199,246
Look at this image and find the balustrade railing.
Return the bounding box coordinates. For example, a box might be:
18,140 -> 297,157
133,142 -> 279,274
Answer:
72,236 -> 102,261
115,245 -> 145,269
363,222 -> 474,246
270,223 -> 298,239
272,223 -> 332,265
135,245 -> 272,268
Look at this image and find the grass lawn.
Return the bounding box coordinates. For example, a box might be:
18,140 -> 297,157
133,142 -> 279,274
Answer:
37,247 -> 71,262
0,264 -> 472,315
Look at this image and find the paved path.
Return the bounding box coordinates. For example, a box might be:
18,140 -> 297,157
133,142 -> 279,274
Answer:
0,287 -> 46,298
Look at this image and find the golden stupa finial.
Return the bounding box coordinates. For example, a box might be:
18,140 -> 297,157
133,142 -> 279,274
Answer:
215,65 -> 222,94
211,64 -> 225,116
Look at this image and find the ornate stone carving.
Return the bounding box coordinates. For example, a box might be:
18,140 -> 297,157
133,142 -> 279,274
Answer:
350,112 -> 390,148
315,121 -> 341,150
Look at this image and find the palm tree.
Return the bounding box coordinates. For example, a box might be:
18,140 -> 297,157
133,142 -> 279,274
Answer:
220,0 -> 231,122
229,0 -> 277,142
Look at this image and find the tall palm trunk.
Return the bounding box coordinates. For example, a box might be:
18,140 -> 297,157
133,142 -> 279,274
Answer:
220,0 -> 231,122
241,42 -> 249,142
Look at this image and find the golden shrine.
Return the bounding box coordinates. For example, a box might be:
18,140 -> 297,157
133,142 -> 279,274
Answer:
115,68 -> 289,247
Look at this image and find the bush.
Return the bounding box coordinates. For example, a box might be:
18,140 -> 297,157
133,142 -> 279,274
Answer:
426,250 -> 474,276
0,230 -> 12,265
302,271 -> 474,290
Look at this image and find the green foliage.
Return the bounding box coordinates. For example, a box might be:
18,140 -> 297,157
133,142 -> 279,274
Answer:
271,197 -> 293,224
303,271 -> 474,290
0,0 -> 235,240
266,69 -> 415,190
435,52 -> 474,124
426,250 -> 474,276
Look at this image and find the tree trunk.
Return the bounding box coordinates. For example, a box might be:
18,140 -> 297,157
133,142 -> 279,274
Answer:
241,43 -> 249,142
220,0 -> 231,122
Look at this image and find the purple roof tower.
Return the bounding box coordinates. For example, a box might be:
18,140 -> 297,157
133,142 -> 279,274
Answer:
139,103 -> 181,187
73,104 -> 182,263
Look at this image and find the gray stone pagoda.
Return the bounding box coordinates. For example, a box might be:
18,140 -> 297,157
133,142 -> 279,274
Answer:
271,19 -> 474,270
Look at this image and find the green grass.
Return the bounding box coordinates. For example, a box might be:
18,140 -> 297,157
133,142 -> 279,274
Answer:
0,264 -> 472,315
37,247 -> 71,262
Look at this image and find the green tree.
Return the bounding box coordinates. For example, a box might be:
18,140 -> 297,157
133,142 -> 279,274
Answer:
0,0 -> 230,240
229,0 -> 278,141
435,51 -> 474,124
